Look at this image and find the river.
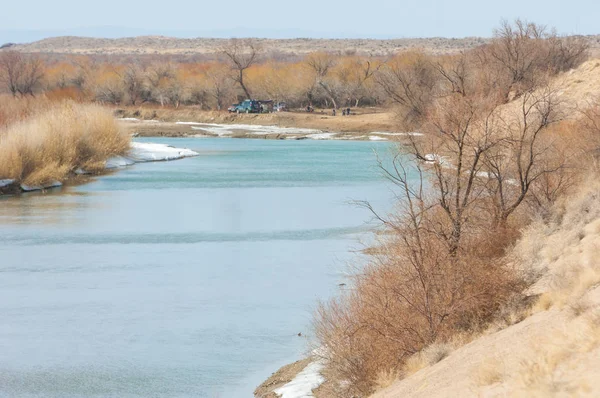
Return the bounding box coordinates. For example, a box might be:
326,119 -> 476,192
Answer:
0,137 -> 395,397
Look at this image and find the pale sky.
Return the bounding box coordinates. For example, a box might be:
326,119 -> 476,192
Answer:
1,0 -> 598,42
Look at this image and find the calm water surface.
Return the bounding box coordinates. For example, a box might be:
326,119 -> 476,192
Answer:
0,138 -> 396,397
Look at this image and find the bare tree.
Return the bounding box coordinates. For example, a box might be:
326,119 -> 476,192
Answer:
120,64 -> 148,106
147,63 -> 176,106
482,88 -> 566,224
376,53 -> 439,130
546,34 -> 589,73
204,63 -> 234,110
306,52 -> 340,108
0,51 -> 44,96
336,55 -> 383,107
434,53 -> 469,97
487,19 -> 550,100
221,39 -> 260,99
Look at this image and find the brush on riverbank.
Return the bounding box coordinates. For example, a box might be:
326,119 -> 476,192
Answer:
0,101 -> 130,187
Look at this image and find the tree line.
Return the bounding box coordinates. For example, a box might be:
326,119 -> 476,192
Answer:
0,21 -> 588,113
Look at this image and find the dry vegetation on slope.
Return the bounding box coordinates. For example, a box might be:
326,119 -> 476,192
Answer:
372,177 -> 600,397
309,20 -> 600,398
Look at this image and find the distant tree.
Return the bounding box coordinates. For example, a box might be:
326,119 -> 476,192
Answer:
375,52 -> 439,130
481,19 -> 589,102
306,52 -> 340,108
204,63 -> 234,110
0,51 -> 44,96
147,63 -> 176,106
221,39 -> 260,99
120,64 -> 148,106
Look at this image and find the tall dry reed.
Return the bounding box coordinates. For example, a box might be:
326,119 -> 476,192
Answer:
0,100 -> 129,186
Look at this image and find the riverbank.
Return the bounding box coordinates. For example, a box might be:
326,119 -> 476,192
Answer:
0,141 -> 199,196
116,107 -> 403,140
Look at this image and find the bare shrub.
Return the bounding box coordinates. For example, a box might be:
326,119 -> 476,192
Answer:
403,342 -> 454,376
375,52 -> 439,130
0,51 -> 44,97
479,19 -> 588,102
314,152 -> 523,396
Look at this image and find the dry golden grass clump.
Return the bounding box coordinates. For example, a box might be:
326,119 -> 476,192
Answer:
0,100 -> 129,186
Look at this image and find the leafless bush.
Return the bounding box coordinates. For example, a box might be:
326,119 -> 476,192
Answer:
0,51 -> 44,97
375,52 -> 439,130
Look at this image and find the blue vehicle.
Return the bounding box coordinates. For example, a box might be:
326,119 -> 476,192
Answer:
234,99 -> 261,113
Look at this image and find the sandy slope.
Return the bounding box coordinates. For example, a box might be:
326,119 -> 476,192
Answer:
372,179 -> 600,398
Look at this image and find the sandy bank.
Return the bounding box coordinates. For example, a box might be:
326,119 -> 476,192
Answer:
255,357 -> 326,398
116,108 -> 403,140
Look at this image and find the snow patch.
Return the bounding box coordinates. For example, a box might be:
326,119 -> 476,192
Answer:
128,142 -> 198,162
274,361 -> 325,398
20,181 -> 62,192
369,136 -> 388,141
370,131 -> 423,136
105,142 -> 198,170
187,123 -> 325,137
116,117 -> 140,121
176,121 -> 204,125
0,179 -> 15,188
424,153 -> 451,167
105,155 -> 136,169
309,132 -> 336,140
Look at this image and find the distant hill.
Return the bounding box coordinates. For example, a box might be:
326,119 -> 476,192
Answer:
7,36 -> 492,56
5,35 -> 600,58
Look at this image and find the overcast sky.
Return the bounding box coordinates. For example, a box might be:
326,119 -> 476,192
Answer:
1,0 -> 598,42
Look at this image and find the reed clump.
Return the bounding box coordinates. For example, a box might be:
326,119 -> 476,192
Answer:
0,99 -> 129,186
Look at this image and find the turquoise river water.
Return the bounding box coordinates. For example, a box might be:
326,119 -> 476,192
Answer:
0,137 -> 397,397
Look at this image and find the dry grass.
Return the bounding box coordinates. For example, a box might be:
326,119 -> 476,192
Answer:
472,178 -> 600,396
476,358 -> 506,386
509,312 -> 600,397
0,100 -> 129,186
373,369 -> 402,391
402,342 -> 455,376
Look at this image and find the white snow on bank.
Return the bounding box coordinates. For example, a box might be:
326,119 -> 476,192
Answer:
182,122 -> 423,141
187,123 -> 331,139
117,118 -> 159,123
274,361 -> 325,398
20,181 -> 62,192
127,142 -> 199,162
424,153 -> 452,167
102,142 -> 199,171
1,143 -> 197,194
309,132 -> 336,140
370,131 -> 424,137
105,155 -> 136,169
0,179 -> 14,188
